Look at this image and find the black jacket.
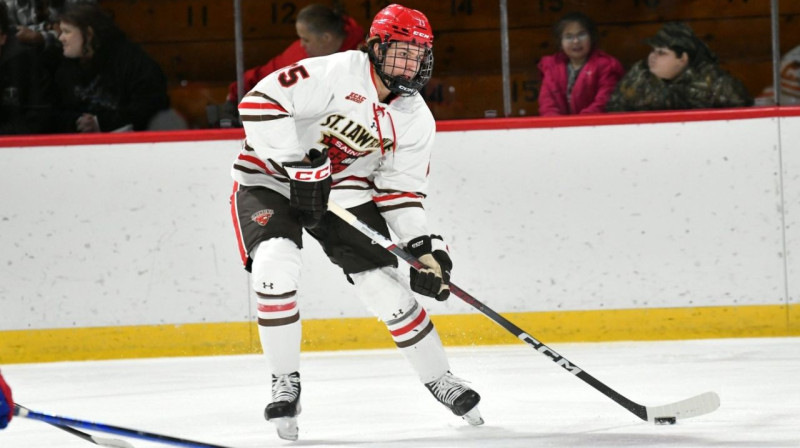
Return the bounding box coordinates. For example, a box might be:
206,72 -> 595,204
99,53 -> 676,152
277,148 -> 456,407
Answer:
52,39 -> 169,132
0,34 -> 52,134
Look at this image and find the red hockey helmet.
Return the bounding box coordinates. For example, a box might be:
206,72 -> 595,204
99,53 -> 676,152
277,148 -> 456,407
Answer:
367,4 -> 434,96
369,4 -> 434,48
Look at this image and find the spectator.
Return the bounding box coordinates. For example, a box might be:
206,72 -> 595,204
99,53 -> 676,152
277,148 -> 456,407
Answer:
4,0 -> 50,47
0,370 -> 12,429
537,12 -> 623,116
3,0 -> 94,50
50,3 -> 169,133
0,1 -> 52,134
607,22 -> 752,112
226,3 -> 363,103
754,44 -> 800,106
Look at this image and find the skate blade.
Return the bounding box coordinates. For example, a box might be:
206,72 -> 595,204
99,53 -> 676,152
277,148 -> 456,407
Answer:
272,416 -> 299,441
462,407 -> 484,426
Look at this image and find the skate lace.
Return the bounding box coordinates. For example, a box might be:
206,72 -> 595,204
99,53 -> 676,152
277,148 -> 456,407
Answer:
427,372 -> 470,406
272,373 -> 300,403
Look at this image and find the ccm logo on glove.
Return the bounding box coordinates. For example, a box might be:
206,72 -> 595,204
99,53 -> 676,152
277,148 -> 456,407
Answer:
285,159 -> 331,181
283,149 -> 332,229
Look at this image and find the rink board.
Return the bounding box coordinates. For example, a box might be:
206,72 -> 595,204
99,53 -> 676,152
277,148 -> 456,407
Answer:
0,305 -> 800,364
1,108 -> 800,363
2,303 -> 797,363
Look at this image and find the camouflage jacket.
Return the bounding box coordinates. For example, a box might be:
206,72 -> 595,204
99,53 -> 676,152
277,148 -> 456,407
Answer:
607,60 -> 753,112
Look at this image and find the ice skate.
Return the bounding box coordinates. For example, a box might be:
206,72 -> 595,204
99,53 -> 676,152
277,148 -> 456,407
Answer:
425,371 -> 484,426
264,372 -> 301,440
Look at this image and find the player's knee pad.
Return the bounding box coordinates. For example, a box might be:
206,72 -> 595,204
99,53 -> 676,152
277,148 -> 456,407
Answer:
250,238 -> 302,296
351,266 -> 417,322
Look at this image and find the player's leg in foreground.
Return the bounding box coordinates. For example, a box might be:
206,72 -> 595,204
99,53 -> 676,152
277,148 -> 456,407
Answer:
252,236 -> 304,440
320,202 -> 483,425
351,266 -> 483,425
233,185 -> 305,440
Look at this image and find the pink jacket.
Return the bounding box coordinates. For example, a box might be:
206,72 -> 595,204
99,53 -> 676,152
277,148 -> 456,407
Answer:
537,50 -> 624,116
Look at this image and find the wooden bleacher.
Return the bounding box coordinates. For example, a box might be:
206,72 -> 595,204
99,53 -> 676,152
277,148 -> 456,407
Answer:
101,0 -> 800,124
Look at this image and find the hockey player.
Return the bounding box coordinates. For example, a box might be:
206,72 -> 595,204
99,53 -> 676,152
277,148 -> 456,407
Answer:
0,370 -> 13,429
230,3 -> 483,441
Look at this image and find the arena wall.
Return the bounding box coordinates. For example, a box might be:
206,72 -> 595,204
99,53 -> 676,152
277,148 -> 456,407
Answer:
1,108 -> 798,363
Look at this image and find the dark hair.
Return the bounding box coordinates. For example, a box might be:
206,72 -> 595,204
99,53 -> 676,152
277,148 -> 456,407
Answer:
0,2 -> 9,36
552,12 -> 599,51
296,4 -> 346,38
645,22 -> 717,66
59,4 -> 125,58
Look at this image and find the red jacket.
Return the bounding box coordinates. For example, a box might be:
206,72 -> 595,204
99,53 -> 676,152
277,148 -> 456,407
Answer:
537,49 -> 623,116
228,16 -> 364,101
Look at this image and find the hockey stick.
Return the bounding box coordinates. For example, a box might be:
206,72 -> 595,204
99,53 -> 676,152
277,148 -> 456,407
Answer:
327,201 -> 720,424
16,404 -> 134,448
14,405 -> 233,448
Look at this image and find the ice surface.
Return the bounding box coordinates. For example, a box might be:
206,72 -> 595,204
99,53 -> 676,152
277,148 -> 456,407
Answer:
2,337 -> 798,447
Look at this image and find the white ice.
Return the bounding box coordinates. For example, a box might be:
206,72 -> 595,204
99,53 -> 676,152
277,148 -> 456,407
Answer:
2,337 -> 798,447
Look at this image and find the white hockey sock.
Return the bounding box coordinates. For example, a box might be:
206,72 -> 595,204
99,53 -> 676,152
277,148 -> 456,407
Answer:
250,238 -> 304,376
390,306 -> 450,383
352,267 -> 449,383
256,291 -> 301,374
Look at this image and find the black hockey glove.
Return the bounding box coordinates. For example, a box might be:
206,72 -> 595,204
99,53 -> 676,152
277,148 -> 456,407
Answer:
406,235 -> 452,301
283,149 -> 332,229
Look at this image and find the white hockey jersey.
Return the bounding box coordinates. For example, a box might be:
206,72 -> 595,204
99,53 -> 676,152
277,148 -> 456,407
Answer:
779,45 -> 800,105
755,44 -> 800,106
232,50 -> 436,243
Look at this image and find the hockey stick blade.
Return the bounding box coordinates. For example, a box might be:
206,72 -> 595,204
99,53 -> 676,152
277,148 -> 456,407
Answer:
49,422 -> 135,448
645,391 -> 721,422
327,201 -> 721,424
14,405 -> 233,448
17,404 -> 135,448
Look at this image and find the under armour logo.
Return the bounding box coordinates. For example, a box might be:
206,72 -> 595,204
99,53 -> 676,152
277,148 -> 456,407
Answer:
262,282 -> 274,290
391,308 -> 404,319
370,122 -> 377,130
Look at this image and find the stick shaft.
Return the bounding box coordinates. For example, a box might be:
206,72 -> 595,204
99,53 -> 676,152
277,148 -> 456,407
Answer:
15,405 -> 232,448
327,201 -> 648,420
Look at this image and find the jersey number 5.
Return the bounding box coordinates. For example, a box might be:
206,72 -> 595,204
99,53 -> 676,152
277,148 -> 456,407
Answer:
278,65 -> 310,87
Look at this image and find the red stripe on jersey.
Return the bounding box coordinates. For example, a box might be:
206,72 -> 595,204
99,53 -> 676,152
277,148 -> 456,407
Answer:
257,302 -> 297,313
374,192 -> 421,202
390,308 -> 427,337
237,154 -> 273,174
238,102 -> 288,113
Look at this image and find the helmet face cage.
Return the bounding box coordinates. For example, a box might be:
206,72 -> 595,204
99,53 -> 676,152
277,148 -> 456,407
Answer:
369,39 -> 434,96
